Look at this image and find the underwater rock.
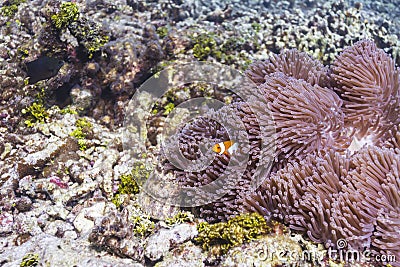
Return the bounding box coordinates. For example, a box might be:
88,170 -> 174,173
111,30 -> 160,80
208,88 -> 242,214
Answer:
0,233 -> 143,267
155,242 -> 206,267
0,212 -> 13,236
221,235 -> 312,267
70,85 -> 95,113
73,201 -> 106,234
89,209 -> 146,261
145,223 -> 198,262
43,220 -> 75,238
14,196 -> 32,212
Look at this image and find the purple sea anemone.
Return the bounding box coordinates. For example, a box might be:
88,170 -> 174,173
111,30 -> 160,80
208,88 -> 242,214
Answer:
249,72 -> 350,163
244,146 -> 400,263
245,49 -> 330,87
158,40 -> 400,265
331,40 -> 400,141
161,101 -> 270,222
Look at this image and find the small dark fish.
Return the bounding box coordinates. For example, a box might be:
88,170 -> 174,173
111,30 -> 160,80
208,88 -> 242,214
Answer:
25,56 -> 64,84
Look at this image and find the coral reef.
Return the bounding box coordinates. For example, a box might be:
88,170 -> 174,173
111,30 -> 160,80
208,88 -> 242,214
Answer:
1,0 -> 400,266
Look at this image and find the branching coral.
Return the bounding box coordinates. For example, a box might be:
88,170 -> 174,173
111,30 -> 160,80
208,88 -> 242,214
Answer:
331,40 -> 400,141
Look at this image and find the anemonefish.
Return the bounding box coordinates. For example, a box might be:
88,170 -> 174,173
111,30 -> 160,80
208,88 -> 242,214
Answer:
212,141 -> 238,156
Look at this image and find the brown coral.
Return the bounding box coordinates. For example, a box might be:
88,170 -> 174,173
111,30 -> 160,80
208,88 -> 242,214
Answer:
331,39 -> 400,141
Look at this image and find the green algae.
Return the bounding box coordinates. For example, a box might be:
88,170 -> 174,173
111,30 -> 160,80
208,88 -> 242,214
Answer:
165,211 -> 194,226
50,2 -> 79,29
111,163 -> 149,208
70,118 -> 92,151
156,26 -> 169,38
131,215 -> 155,237
192,33 -> 218,60
1,0 -> 25,18
20,253 -> 39,267
50,1 -> 109,59
22,89 -> 49,127
195,213 -> 272,255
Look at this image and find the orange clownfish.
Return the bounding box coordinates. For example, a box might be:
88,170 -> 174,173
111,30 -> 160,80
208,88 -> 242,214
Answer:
212,141 -> 238,156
